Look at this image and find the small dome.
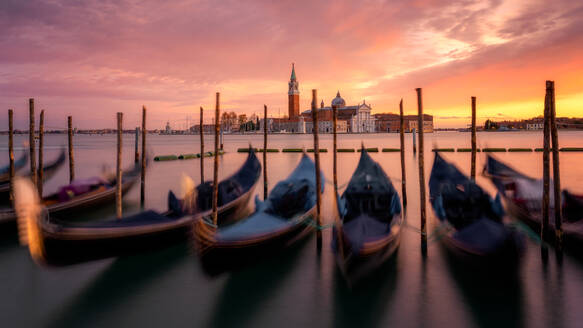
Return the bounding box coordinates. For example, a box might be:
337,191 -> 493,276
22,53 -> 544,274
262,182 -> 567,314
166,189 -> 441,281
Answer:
331,91 -> 345,108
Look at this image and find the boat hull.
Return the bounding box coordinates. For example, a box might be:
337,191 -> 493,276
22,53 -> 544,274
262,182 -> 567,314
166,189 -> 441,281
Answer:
197,209 -> 315,276
0,166 -> 140,225
502,194 -> 583,255
435,220 -> 525,270
0,150 -> 64,203
36,219 -> 193,266
335,222 -> 401,285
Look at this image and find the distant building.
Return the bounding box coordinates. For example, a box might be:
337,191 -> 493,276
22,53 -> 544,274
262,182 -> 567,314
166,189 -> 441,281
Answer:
526,123 -> 544,130
267,116 -> 306,133
288,63 -> 300,119
374,113 -> 434,133
300,91 -> 376,133
488,117 -> 583,130
165,121 -> 172,134
305,119 -> 348,133
190,124 -> 215,134
408,117 -> 434,133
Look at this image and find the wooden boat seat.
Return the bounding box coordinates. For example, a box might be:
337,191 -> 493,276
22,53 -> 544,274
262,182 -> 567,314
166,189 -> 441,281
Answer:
266,178 -> 314,218
216,212 -> 292,241
438,182 -> 501,229
452,218 -> 510,254
342,214 -> 392,252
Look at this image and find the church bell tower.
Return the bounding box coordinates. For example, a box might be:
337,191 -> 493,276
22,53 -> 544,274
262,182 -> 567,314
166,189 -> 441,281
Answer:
288,63 -> 299,119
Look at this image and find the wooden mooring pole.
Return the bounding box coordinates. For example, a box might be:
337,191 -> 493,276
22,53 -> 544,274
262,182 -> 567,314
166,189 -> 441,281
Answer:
332,102 -> 344,259
548,81 -> 563,250
141,106 -> 147,207
263,104 -> 268,200
412,128 -> 417,154
67,116 -> 75,183
220,122 -> 224,151
134,127 -> 139,163
38,110 -> 44,196
333,104 -> 339,199
542,88 -> 551,245
311,89 -> 322,250
399,99 -> 407,207
116,112 -> 123,219
416,88 -> 427,256
8,110 -> 15,207
200,106 -> 204,183
212,93 -> 220,226
471,96 -> 477,181
29,99 -> 37,188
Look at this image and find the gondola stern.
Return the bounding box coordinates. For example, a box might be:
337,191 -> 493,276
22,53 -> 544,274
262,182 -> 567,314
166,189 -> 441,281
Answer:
13,177 -> 47,265
192,216 -> 217,256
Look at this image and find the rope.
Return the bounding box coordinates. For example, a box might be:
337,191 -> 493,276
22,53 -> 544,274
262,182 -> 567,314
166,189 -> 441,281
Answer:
403,222 -> 424,235
302,218 -> 335,230
402,220 -> 453,244
507,219 -> 547,246
201,217 -> 218,228
323,176 -> 402,190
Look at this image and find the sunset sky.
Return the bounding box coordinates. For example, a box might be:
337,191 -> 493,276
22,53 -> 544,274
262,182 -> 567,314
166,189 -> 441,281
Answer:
1,0 -> 582,129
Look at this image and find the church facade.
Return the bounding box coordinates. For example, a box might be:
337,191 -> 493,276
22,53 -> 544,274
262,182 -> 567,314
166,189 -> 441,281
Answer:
301,92 -> 376,133
266,64 -> 376,133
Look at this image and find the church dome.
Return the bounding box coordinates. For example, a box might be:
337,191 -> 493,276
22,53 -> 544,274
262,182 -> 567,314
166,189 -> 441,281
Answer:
331,91 -> 345,108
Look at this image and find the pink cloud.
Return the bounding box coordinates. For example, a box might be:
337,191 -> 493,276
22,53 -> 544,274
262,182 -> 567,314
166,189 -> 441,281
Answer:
0,0 -> 582,129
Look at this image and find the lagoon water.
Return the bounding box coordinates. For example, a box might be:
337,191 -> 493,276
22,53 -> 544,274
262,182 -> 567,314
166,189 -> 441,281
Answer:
1,131 -> 583,327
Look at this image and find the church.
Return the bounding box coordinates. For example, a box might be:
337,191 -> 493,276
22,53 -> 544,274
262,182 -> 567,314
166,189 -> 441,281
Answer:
301,92 -> 376,133
265,64 -> 376,133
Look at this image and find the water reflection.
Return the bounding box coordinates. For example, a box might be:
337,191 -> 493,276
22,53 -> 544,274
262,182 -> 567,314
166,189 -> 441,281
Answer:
0,221 -> 18,250
332,255 -> 398,328
418,255 -> 429,328
1,133 -> 583,326
45,244 -> 188,328
442,246 -> 525,328
208,238 -> 308,328
540,249 -> 565,328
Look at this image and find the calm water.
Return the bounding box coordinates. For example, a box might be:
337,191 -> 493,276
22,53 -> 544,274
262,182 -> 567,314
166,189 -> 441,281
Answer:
1,131 -> 583,328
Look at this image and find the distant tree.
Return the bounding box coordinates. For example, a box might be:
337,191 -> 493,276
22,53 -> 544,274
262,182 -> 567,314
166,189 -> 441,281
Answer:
238,114 -> 247,125
484,119 -> 498,130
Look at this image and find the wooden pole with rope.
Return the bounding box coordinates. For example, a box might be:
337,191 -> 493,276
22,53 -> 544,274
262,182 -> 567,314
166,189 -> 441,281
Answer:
311,89 -> 323,250
200,106 -> 204,183
141,106 -> 147,207
263,104 -> 268,199
38,110 -> 44,196
399,99 -> 407,207
416,88 -> 427,256
8,110 -> 15,208
116,112 -> 123,219
471,96 -> 477,181
212,93 -> 220,226
548,81 -> 563,251
68,116 -> 75,183
29,99 -> 37,188
332,102 -> 344,258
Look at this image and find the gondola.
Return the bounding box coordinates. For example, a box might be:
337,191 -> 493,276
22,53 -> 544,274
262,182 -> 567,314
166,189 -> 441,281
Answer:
331,148 -> 402,284
484,155 -> 583,249
185,149 -> 261,226
0,151 -> 28,182
0,157 -> 141,225
15,150 -> 261,266
194,153 -> 322,276
0,149 -> 65,201
429,153 -> 524,267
